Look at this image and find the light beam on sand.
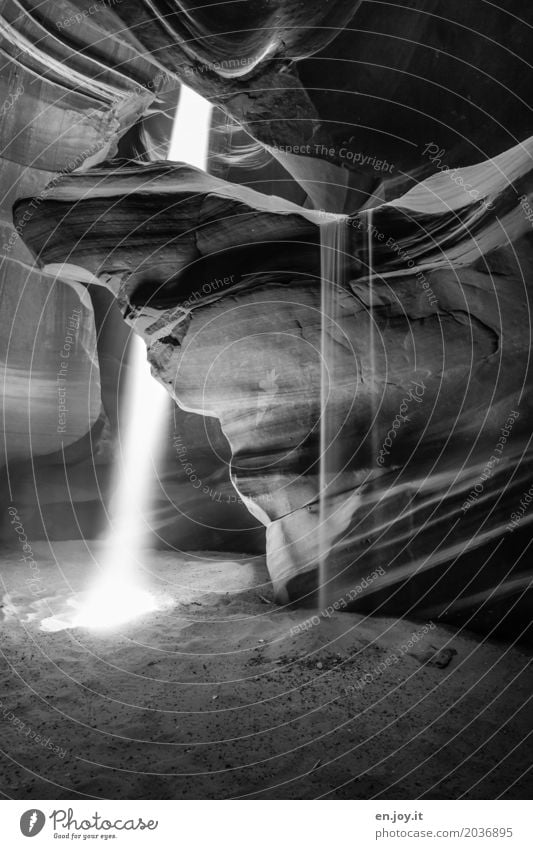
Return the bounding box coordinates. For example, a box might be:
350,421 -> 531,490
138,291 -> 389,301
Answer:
41,335 -> 168,632
41,86 -> 213,633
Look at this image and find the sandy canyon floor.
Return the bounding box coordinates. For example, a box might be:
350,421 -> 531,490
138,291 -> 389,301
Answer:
0,541 -> 531,800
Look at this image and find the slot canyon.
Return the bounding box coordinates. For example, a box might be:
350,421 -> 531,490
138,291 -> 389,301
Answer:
0,0 -> 532,805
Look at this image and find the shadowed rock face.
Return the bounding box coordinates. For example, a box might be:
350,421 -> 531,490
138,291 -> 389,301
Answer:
15,148 -> 533,622
78,0 -> 533,206
0,2 -> 261,551
5,0 -> 533,629
0,0 -> 177,540
0,272 -> 101,464
6,2 -> 531,205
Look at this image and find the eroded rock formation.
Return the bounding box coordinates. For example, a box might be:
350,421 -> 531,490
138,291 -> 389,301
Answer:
6,1 -> 533,209
15,141 -> 533,621
39,0 -> 533,209
3,0 -> 533,628
0,1 -> 266,549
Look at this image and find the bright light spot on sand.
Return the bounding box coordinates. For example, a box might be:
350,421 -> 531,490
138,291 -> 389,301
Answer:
40,86 -> 213,633
41,577 -> 159,633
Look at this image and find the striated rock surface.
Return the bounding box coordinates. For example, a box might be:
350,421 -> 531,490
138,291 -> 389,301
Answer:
0,267 -> 101,465
0,3 -> 260,550
5,0 -> 533,623
0,0 -> 179,515
15,145 -> 533,622
7,1 -> 531,208
0,0 -> 175,172
62,0 -> 533,208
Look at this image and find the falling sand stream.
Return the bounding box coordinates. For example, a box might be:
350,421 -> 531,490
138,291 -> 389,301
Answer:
318,209 -> 378,610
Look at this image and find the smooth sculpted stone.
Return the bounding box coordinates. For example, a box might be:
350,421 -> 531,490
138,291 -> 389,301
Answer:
0,0 -> 175,172
5,1 -> 533,213
0,269 -> 101,465
54,0 -> 533,208
7,1 -> 533,206
0,0 -> 180,521
14,145 -> 533,624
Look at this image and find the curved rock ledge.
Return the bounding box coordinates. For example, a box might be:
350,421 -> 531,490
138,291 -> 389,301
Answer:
14,144 -> 533,620
74,0 -> 533,205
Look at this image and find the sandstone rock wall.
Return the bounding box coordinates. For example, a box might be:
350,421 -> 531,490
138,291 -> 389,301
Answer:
15,146 -> 533,618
